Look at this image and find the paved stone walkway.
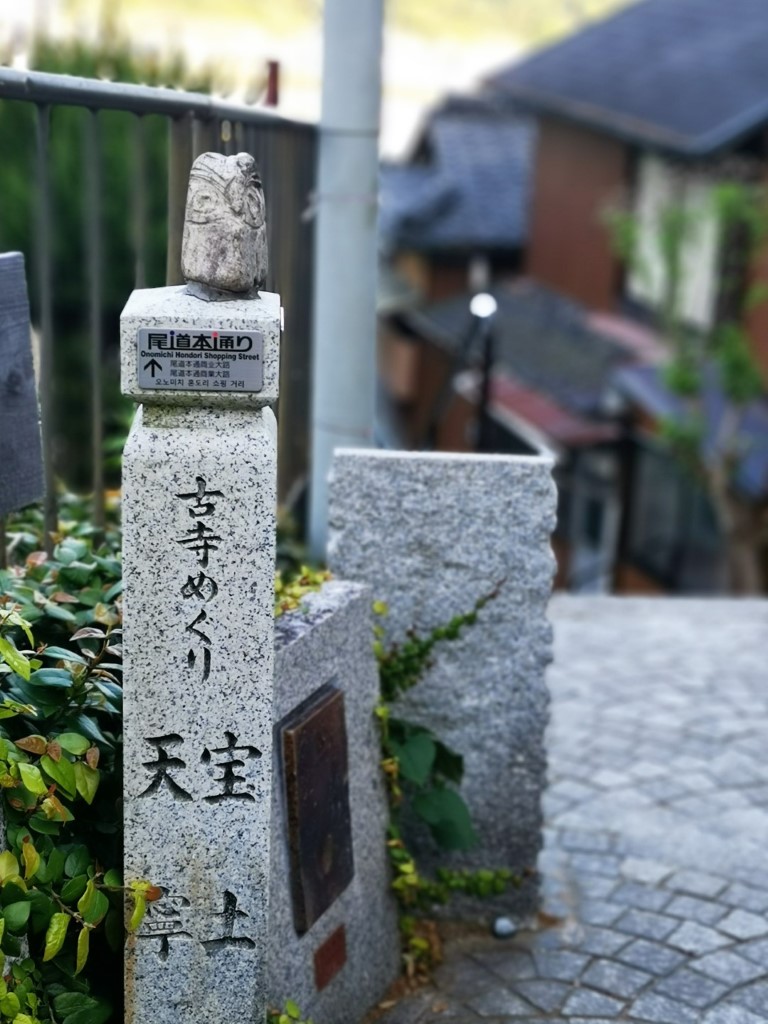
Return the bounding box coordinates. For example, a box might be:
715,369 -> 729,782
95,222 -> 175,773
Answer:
375,598 -> 768,1024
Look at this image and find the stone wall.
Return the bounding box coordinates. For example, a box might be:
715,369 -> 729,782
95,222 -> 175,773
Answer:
328,450 -> 557,921
268,581 -> 400,1021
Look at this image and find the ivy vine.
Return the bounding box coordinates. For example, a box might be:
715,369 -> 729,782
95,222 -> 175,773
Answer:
373,584 -> 519,978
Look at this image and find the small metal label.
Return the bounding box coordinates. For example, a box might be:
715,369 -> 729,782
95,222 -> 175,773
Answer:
136,326 -> 264,393
314,925 -> 347,992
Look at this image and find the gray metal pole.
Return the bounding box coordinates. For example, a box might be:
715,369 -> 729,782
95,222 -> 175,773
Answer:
308,0 -> 383,559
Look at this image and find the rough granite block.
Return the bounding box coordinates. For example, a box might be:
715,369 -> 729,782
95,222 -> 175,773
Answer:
268,581 -> 400,1021
120,285 -> 280,407
328,449 -> 556,921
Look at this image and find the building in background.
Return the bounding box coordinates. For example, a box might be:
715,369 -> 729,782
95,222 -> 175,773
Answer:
378,0 -> 768,594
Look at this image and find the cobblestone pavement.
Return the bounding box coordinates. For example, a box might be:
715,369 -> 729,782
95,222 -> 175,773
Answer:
374,598 -> 768,1024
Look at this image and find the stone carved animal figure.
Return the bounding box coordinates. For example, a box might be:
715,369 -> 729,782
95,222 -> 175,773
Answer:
182,151 -> 268,298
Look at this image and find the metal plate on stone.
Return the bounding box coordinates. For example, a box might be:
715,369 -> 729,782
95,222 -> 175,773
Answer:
136,326 -> 264,392
280,685 -> 354,935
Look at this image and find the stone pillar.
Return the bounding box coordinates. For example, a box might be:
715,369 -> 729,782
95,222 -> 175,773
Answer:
120,286 -> 280,1024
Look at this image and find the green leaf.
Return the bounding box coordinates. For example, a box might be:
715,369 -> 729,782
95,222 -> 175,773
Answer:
103,869 -> 122,888
102,579 -> 123,602
77,880 -> 96,918
390,733 -> 435,786
60,875 -> 88,904
0,636 -> 30,682
42,912 -> 70,961
42,602 -> 78,624
74,763 -> 100,804
56,733 -> 91,756
0,992 -> 20,1017
18,763 -> 47,797
27,890 -> 54,933
21,840 -> 40,880
0,882 -> 27,907
412,787 -> 478,851
3,612 -> 33,646
72,715 -> 112,747
64,1004 -> 112,1024
47,848 -> 65,883
28,668 -> 73,690
76,588 -> 103,608
64,848 -> 90,879
40,647 -> 88,666
53,540 -> 89,566
1,933 -> 20,957
432,740 -> 464,784
52,994 -> 98,1018
0,853 -> 19,883
58,562 -> 98,588
3,901 -> 31,933
69,627 -> 105,642
29,815 -> 61,836
40,754 -> 76,798
75,926 -> 89,975
128,893 -> 146,932
81,889 -> 108,926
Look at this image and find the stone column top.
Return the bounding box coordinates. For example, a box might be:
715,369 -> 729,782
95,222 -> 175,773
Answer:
120,285 -> 281,409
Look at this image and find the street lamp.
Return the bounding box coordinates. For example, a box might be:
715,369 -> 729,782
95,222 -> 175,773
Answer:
471,293 -> 498,452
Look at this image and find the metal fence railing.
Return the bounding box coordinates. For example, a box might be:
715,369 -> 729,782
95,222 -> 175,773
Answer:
0,66 -> 317,551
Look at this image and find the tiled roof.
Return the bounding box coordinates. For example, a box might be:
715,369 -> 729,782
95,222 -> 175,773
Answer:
486,0 -> 768,157
379,98 -> 533,253
489,371 -> 621,448
405,279 -> 638,417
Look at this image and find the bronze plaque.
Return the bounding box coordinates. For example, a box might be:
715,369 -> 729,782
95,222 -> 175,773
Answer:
280,685 -> 354,934
314,924 -> 347,992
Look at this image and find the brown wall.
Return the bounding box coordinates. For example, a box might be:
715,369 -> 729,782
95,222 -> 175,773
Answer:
527,118 -> 629,311
394,252 -> 469,304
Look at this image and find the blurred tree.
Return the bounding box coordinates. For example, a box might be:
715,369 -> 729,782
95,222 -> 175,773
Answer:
0,34 -> 212,488
607,180 -> 768,593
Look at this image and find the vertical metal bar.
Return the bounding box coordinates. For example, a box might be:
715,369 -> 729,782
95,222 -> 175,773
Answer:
233,120 -> 244,152
192,116 -> 217,159
245,123 -> 257,160
132,114 -> 148,289
85,108 -> 105,536
35,103 -> 56,554
166,114 -> 192,285
0,518 -> 7,571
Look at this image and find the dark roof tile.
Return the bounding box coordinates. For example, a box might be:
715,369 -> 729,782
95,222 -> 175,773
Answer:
379,103 -> 533,252
486,0 -> 768,156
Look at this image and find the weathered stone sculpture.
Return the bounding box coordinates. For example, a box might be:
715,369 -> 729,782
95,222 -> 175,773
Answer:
182,152 -> 268,300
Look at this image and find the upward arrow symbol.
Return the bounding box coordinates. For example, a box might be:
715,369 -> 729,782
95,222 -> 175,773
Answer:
144,359 -> 162,378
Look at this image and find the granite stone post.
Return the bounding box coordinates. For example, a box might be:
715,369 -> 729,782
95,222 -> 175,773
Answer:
120,286 -> 280,1024
268,581 -> 400,1021
328,449 -> 556,921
